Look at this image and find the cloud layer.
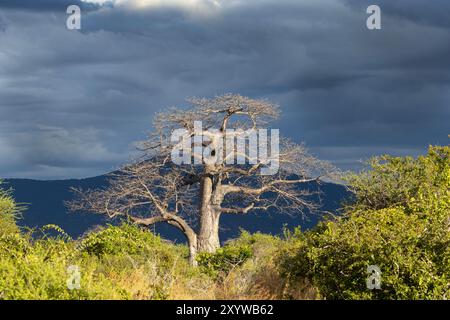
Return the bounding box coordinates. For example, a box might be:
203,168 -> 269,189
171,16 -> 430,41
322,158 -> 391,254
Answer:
0,0 -> 449,179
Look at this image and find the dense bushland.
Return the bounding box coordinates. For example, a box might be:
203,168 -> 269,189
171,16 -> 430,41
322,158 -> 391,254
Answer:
0,144 -> 448,300
0,213 -> 288,299
0,220 -> 204,299
279,145 -> 450,299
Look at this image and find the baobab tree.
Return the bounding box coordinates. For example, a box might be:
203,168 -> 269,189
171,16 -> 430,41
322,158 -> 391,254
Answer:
69,94 -> 334,265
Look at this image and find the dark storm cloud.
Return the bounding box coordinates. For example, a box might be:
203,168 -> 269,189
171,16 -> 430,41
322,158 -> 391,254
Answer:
0,0 -> 105,12
0,0 -> 448,179
344,0 -> 450,29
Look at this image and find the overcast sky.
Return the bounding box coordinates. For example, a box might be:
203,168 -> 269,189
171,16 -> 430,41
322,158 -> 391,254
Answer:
0,0 -> 448,179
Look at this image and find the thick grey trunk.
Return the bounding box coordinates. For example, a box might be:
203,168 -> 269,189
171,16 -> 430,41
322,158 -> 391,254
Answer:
188,241 -> 198,267
197,174 -> 221,253
185,170 -> 224,266
197,206 -> 220,253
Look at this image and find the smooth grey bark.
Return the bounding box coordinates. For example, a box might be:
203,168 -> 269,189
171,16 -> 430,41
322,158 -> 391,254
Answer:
197,170 -> 223,254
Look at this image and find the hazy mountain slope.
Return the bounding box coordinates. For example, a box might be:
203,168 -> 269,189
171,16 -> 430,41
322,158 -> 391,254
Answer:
4,177 -> 350,243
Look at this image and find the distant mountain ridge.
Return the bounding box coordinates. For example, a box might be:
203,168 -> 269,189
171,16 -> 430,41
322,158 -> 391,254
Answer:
4,175 -> 350,243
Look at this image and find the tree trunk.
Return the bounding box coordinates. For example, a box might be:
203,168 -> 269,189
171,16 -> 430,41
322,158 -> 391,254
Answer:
185,211 -> 219,266
188,240 -> 198,267
197,174 -> 221,254
197,206 -> 221,253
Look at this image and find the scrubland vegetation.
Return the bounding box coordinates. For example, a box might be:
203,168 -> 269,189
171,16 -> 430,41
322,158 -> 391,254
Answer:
0,145 -> 449,300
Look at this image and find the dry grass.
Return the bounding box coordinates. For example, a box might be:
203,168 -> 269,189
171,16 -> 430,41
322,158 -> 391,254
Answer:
168,258 -> 318,300
102,259 -> 315,300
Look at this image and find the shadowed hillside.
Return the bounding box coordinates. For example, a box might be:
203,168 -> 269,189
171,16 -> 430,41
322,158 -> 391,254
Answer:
4,177 -> 349,242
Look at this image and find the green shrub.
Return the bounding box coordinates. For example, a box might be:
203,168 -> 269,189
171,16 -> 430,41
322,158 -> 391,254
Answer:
344,145 -> 450,214
80,223 -> 167,255
0,181 -> 20,236
281,207 -> 450,299
78,223 -> 189,269
197,240 -> 253,279
197,231 -> 284,280
279,145 -> 450,299
0,233 -> 130,300
0,221 -> 193,300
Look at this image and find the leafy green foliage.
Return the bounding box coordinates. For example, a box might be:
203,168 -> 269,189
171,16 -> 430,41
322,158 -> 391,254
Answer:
0,232 -> 129,300
279,145 -> 450,299
197,242 -> 252,279
0,180 -> 20,236
0,221 -> 193,300
344,145 -> 450,214
79,223 -> 188,267
231,231 -> 284,263
197,231 -> 285,280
